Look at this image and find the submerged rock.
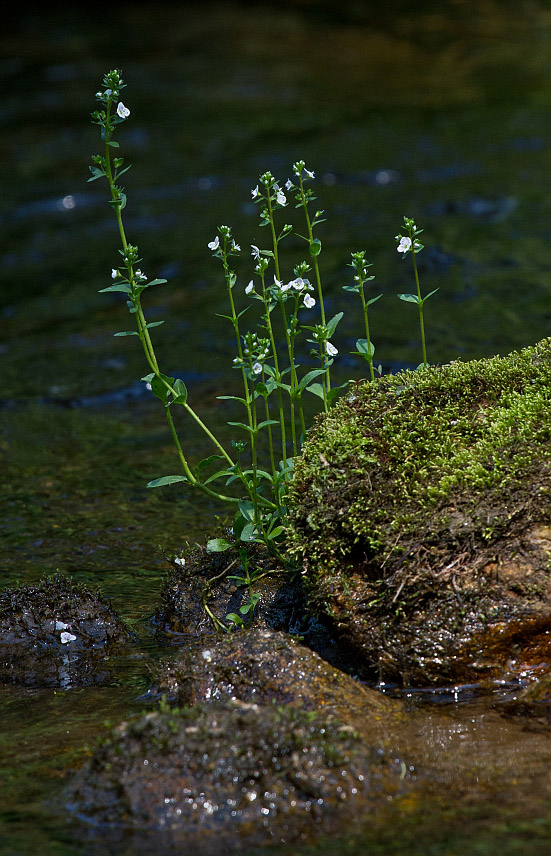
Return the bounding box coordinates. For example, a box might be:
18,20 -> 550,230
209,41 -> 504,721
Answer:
0,574 -> 132,687
287,339 -> 551,686
66,700 -> 409,850
149,627 -> 396,732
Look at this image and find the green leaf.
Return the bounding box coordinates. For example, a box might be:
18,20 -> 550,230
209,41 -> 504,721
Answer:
172,378 -> 188,404
206,538 -> 233,553
297,368 -> 327,392
106,140 -> 120,148
217,395 -> 249,406
226,612 -> 245,627
326,311 -> 344,336
256,419 -> 279,431
146,475 -> 189,488
354,338 -> 375,358
398,293 -> 420,304
366,293 -> 383,306
227,421 -> 254,434
194,454 -> 225,479
240,522 -> 258,542
144,320 -> 165,329
323,382 -> 348,406
309,238 -> 322,257
266,525 -> 285,539
238,499 -> 256,522
114,331 -> 139,337
142,278 -> 167,289
148,373 -> 175,403
99,283 -> 131,294
87,166 -> 105,181
423,287 -> 440,301
305,382 -> 326,401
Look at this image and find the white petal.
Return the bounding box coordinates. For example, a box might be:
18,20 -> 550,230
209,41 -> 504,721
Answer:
60,632 -> 77,644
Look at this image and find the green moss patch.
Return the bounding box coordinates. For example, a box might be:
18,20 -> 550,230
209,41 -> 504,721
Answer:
287,339 -> 551,683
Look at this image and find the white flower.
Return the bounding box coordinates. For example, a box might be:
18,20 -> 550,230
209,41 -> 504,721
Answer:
252,362 -> 263,374
285,179 -> 293,191
326,341 -> 338,356
173,557 -> 185,567
232,240 -> 241,252
111,268 -> 118,279
116,101 -> 130,119
251,245 -> 261,259
305,169 -> 315,179
251,185 -> 260,198
276,189 -> 286,205
397,236 -> 412,254
245,280 -> 254,294
60,631 -> 77,645
55,620 -> 69,630
303,293 -> 316,309
208,236 -> 220,251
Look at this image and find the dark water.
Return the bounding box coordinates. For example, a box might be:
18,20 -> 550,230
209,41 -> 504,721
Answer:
2,1 -> 551,853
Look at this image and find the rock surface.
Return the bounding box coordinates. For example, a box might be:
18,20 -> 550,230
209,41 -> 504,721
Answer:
0,574 -> 132,687
149,627 -> 396,732
288,340 -> 551,685
66,699 -> 409,851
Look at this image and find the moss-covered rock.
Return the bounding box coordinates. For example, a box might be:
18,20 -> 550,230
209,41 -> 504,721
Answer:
0,574 -> 132,687
287,339 -> 551,685
66,700 -> 409,849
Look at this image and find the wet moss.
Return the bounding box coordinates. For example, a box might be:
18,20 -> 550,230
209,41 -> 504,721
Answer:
287,339 -> 551,683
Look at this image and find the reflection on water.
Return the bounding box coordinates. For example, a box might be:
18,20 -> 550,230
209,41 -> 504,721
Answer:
2,2 -> 551,854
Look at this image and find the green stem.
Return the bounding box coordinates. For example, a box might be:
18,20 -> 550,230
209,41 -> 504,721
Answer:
267,192 -> 298,457
411,247 -> 427,366
359,286 -> 375,382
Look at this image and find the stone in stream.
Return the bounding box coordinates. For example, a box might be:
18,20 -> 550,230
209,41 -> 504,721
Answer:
0,573 -> 132,688
66,628 -> 408,851
287,339 -> 551,687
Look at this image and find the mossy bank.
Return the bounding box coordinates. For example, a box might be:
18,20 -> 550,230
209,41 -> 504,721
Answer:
287,338 -> 551,685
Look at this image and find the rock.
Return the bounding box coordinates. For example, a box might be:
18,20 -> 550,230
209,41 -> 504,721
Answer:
498,669 -> 551,725
287,339 -> 551,686
156,542 -> 366,675
65,699 -> 410,850
156,542 -> 304,636
148,627 -> 396,733
0,574 -> 132,687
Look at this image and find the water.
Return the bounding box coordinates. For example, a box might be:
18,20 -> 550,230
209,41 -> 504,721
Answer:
2,1 -> 551,853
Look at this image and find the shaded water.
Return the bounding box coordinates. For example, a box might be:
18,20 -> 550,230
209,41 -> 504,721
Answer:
2,1 -> 551,853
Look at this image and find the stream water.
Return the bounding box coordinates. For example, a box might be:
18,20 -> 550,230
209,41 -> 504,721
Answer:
2,1 -> 551,853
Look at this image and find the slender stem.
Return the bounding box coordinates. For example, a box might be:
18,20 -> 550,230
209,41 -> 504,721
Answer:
267,191 -> 298,457
103,99 -> 238,497
411,247 -> 427,366
359,286 -> 375,382
260,276 -> 287,471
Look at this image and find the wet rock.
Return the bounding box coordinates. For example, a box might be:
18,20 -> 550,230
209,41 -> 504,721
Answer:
498,669 -> 551,725
0,574 -> 132,688
156,542 -> 304,636
66,700 -> 409,850
148,627 -> 396,732
157,542 -> 368,676
287,339 -> 551,686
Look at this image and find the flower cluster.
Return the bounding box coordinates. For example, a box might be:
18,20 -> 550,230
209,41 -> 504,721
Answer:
234,332 -> 271,376
395,217 -> 424,257
208,226 -> 240,255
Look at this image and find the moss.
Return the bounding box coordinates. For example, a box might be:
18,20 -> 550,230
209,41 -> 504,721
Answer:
287,337 -> 551,604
